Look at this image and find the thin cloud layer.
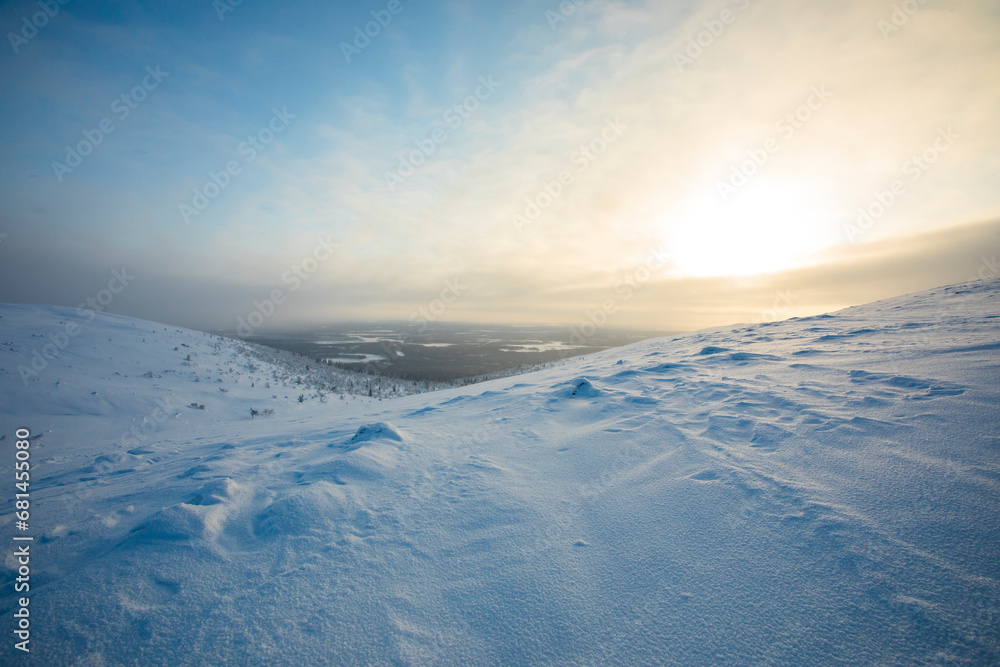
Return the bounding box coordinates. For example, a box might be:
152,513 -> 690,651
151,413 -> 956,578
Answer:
0,0 -> 997,332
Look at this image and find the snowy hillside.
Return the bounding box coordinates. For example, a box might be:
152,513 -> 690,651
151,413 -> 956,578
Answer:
0,304 -> 451,447
1,280 -> 999,665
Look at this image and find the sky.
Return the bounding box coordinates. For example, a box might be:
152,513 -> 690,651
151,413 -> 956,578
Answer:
0,0 -> 998,334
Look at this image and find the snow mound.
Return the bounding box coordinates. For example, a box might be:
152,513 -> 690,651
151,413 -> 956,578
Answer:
128,478 -> 251,546
187,478 -> 242,506
563,377 -> 601,398
729,351 -> 781,362
128,503 -> 213,543
85,452 -> 140,476
348,421 -> 407,444
254,481 -> 351,539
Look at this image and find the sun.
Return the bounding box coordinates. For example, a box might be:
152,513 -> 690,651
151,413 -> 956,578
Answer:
669,180 -> 833,277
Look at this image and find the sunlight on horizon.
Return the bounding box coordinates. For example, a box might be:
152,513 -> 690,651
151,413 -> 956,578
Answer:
669,180 -> 837,277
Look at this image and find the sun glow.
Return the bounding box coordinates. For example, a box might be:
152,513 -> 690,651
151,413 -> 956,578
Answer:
670,181 -> 833,277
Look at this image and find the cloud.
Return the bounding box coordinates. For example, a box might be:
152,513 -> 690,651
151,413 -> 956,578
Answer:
1,0 -> 998,333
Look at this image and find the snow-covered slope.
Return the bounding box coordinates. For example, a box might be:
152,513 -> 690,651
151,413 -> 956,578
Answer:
1,280 -> 999,665
0,304 -> 445,450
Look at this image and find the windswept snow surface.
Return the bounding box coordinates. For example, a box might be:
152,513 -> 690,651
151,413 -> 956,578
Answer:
1,280 -> 999,665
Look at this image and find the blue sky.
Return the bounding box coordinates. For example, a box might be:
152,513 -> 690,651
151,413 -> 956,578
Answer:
1,0 -> 999,332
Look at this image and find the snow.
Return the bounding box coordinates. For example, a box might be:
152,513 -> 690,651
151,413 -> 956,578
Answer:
322,354 -> 388,364
1,280 -> 999,664
499,342 -> 588,352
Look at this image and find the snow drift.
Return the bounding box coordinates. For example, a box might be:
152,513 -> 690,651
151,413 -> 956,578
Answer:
0,280 -> 999,665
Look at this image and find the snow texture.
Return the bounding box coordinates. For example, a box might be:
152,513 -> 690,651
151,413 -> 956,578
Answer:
1,279 -> 999,665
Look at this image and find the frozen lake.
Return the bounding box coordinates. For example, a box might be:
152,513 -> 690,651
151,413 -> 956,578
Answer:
242,322 -> 672,382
